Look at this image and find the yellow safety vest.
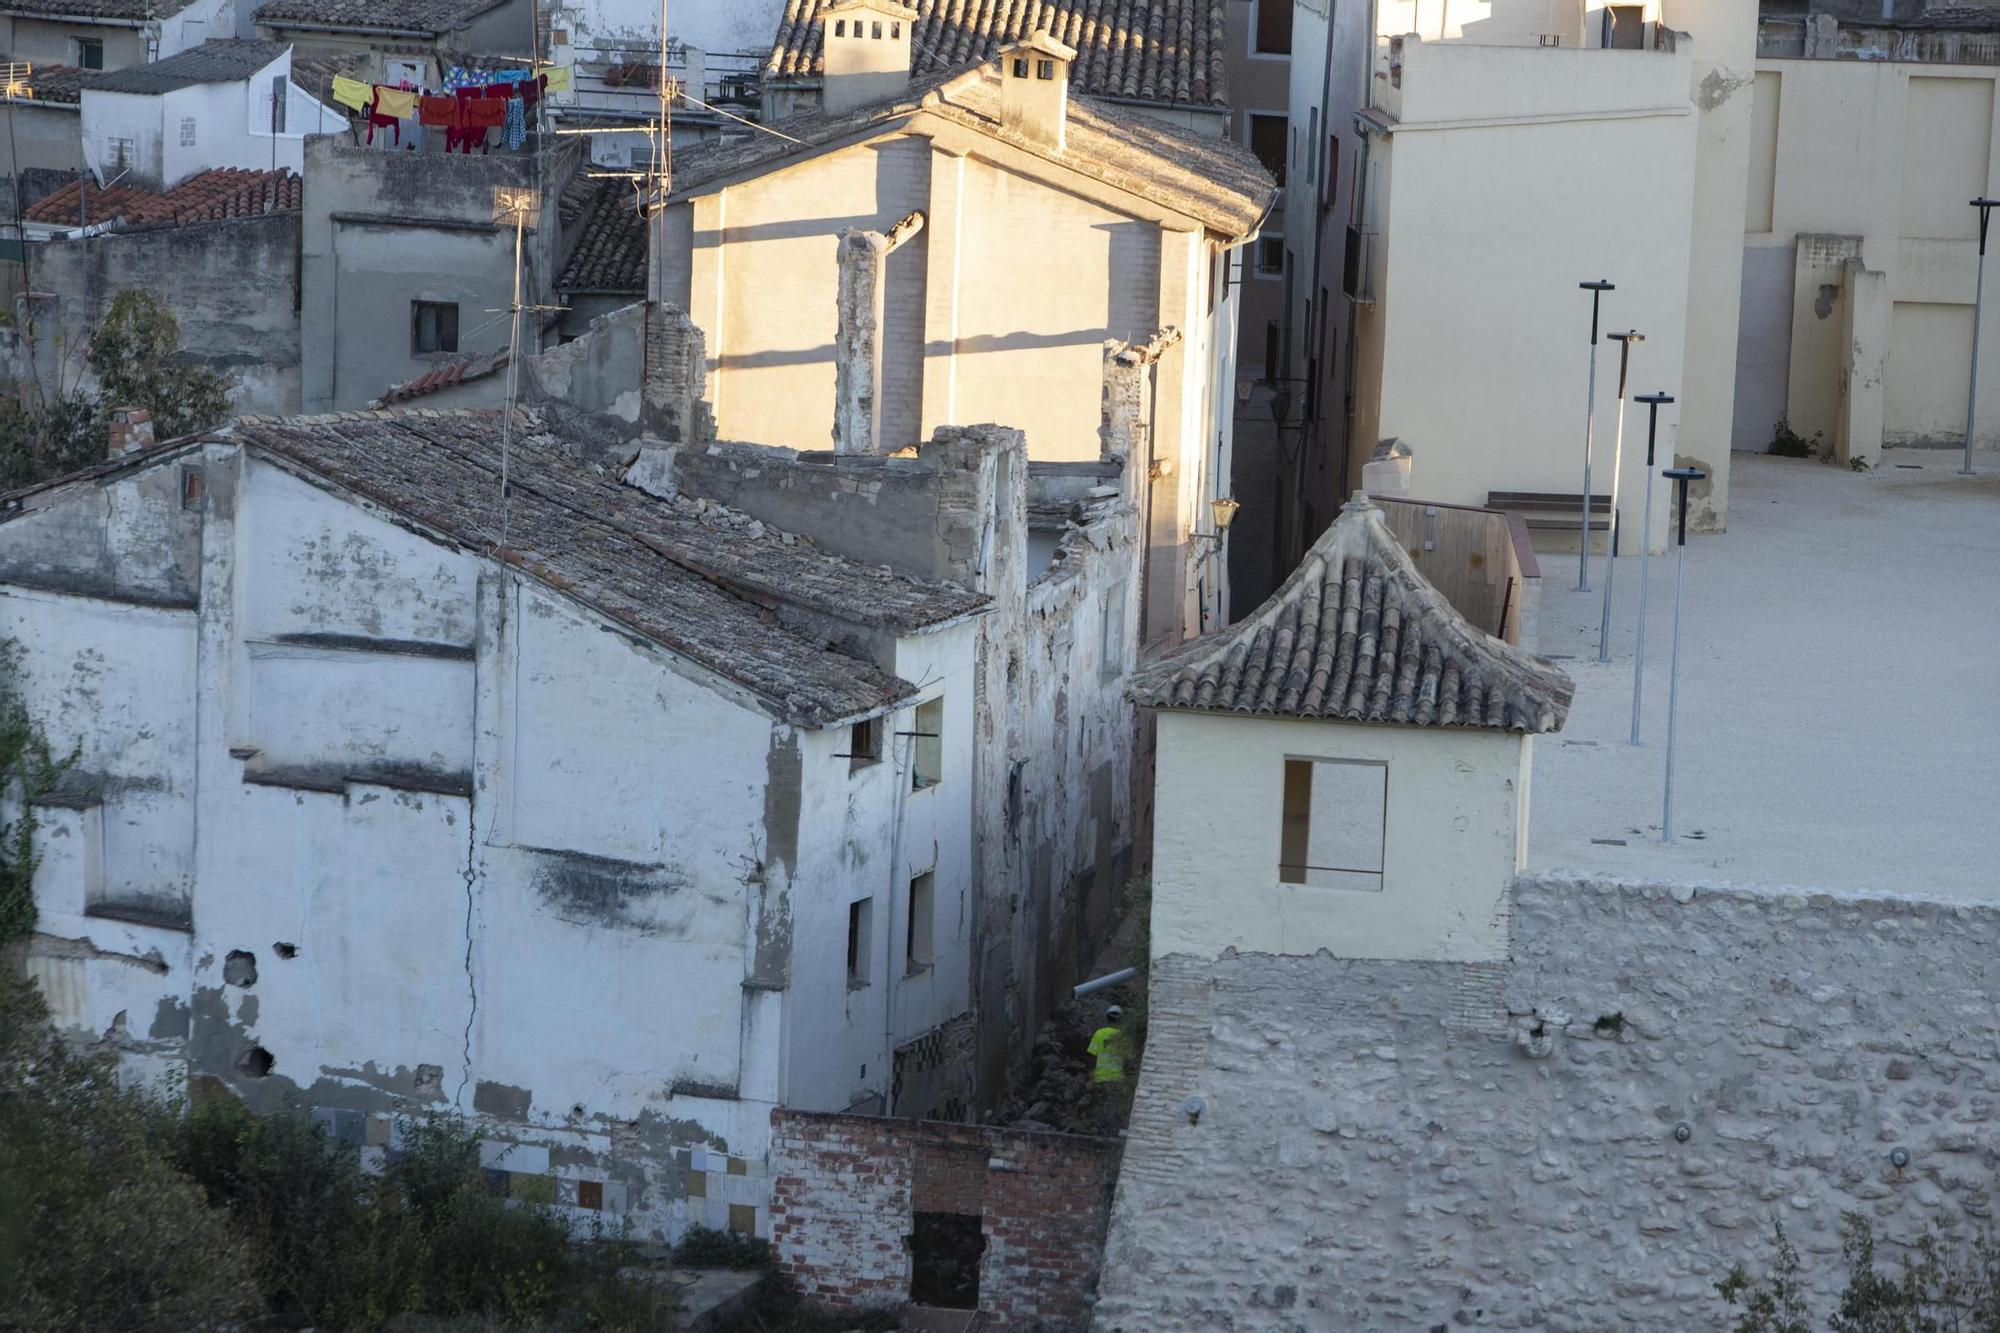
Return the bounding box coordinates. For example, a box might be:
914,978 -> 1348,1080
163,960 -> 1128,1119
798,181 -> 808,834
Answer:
1087,1026 -> 1127,1083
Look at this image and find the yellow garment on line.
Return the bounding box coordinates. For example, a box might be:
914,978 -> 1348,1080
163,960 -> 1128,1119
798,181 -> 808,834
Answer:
539,64 -> 571,93
330,75 -> 371,110
373,86 -> 418,119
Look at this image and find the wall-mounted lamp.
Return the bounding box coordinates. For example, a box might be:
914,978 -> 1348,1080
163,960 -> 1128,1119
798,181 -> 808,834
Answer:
1181,1095 -> 1206,1127
1189,497 -> 1241,561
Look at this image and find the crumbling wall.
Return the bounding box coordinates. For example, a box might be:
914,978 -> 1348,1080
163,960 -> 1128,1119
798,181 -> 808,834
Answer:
770,1109 -> 1119,1328
1097,874 -> 2000,1330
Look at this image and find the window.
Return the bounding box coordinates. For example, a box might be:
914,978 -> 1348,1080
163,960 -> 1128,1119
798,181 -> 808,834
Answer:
846,898 -> 873,985
911,696 -> 943,790
270,74 -> 287,133
1036,58 -> 1054,79
848,715 -> 882,771
1279,758 -> 1387,890
74,37 -> 103,70
180,466 -> 205,509
834,18 -> 845,36
179,117 -> 196,147
1606,4 -> 1645,48
871,20 -> 882,38
1012,56 -> 1029,78
1254,0 -> 1293,54
905,871 -> 934,972
1256,235 -> 1284,276
1248,113 -> 1286,188
1100,581 -> 1127,680
1306,108 -> 1318,183
107,136 -> 133,172
411,301 -> 459,354
891,21 -> 900,37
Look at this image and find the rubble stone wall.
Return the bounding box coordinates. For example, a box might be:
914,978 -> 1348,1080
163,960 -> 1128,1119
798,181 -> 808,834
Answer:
1097,873 -> 2000,1331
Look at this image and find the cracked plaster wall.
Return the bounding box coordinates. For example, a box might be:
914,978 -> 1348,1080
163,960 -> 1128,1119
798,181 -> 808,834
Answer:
1098,873 -> 2000,1330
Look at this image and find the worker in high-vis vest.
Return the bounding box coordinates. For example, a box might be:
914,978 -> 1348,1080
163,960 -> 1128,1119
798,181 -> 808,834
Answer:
1087,1005 -> 1130,1084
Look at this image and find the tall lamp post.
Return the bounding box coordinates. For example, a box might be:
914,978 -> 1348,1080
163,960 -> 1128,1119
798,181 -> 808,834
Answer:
1964,197 -> 2000,476
1597,330 -> 1643,662
1577,280 -> 1616,591
1629,391 -> 1674,746
1659,465 -> 1706,843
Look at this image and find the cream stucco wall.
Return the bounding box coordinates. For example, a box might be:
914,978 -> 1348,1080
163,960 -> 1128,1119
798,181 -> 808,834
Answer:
1358,37 -> 1697,551
1742,58 -> 2000,455
1150,709 -> 1530,965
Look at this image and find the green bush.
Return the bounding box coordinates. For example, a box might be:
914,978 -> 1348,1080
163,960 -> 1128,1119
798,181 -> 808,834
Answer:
1719,1211 -> 2000,1332
674,1223 -> 776,1271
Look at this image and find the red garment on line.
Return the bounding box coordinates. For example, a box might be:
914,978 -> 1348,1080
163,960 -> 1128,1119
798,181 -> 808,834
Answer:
463,97 -> 506,128
418,95 -> 457,127
365,107 -> 400,146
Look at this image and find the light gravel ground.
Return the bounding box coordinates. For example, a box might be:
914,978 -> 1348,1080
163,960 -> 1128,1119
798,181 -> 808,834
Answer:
1527,449 -> 2000,898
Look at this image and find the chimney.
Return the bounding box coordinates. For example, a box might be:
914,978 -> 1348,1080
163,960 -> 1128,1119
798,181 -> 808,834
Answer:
107,405 -> 154,457
997,32 -> 1076,151
820,0 -> 917,116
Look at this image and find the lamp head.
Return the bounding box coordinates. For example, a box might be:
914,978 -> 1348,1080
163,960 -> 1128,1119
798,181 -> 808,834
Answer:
1579,279 -> 1615,292
1210,496 -> 1241,532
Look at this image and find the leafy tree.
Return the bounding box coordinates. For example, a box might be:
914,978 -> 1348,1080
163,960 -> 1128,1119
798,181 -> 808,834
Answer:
1721,1212 -> 2000,1333
0,639 -> 74,947
86,289 -> 231,442
0,389 -> 100,493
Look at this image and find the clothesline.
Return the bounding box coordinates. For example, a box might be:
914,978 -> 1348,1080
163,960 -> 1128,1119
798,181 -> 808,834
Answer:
329,66 -> 571,153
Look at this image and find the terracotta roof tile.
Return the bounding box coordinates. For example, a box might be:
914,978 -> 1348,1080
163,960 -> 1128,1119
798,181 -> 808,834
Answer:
557,177 -> 646,294
0,0 -> 204,21
253,0 -> 506,38
377,347 -> 513,404
27,166 -> 301,227
766,0 -> 1228,108
1129,493 -> 1574,733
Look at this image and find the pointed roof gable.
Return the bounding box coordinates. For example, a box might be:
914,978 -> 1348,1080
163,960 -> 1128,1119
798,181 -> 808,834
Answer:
1130,493 -> 1573,733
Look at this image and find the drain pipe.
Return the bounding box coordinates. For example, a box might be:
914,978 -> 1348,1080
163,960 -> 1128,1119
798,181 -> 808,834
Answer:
1074,967 -> 1138,998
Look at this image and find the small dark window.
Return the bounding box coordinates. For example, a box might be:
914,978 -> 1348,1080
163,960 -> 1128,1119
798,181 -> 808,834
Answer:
1249,113 -> 1286,187
412,301 -> 458,354
906,871 -> 934,972
75,37 -> 103,70
271,73 -> 287,133
891,21 -> 900,37
847,898 -> 873,985
1012,56 -> 1029,78
849,715 -> 881,771
1606,4 -> 1645,48
1255,0 -> 1293,54
1257,235 -> 1284,276
1036,59 -> 1054,80
910,1212 -> 985,1309
871,20 -> 882,38
912,696 -> 943,790
180,466 -> 204,509
834,18 -> 845,36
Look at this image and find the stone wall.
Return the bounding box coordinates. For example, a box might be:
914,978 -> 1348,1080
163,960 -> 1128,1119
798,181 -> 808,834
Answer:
770,1109 -> 1119,1328
1097,873 -> 2000,1331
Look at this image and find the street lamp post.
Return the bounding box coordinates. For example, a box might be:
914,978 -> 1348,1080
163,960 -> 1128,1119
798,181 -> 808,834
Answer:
1659,465 -> 1706,844
1964,197 -> 2000,476
1577,279 -> 1616,591
1629,391 -> 1675,746
1597,330 -> 1643,662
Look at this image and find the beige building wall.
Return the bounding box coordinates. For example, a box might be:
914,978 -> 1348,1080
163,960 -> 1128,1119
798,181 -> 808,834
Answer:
1740,58 -> 2000,456
1149,710 -> 1530,965
1356,37 -> 1698,550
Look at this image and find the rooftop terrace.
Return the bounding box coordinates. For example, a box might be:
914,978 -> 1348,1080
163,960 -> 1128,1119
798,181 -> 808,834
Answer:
1528,450 -> 2000,899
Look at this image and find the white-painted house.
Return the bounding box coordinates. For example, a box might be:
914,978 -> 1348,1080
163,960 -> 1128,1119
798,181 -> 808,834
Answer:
79,37 -> 343,189
4,408 -> 1013,1240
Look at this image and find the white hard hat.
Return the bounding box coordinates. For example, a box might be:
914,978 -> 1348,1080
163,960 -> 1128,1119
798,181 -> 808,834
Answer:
1106,1004 -> 1123,1020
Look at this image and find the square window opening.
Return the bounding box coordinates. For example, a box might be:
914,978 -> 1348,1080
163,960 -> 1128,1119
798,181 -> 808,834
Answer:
891,21 -> 900,37
834,18 -> 845,35
180,466 -> 204,509
1012,56 -> 1029,78
846,897 -> 873,986
910,1211 -> 984,1309
1279,758 -> 1387,890
912,696 -> 943,790
1036,59 -> 1054,79
871,20 -> 882,38
1255,0 -> 1293,54
848,715 -> 882,771
411,300 -> 459,355
1256,235 -> 1284,276
1249,113 -> 1287,188
906,870 -> 934,972
75,38 -> 103,70
179,117 -> 196,147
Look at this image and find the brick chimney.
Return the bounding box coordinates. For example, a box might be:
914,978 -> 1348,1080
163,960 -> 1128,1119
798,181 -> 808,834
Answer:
107,405 -> 155,457
997,32 -> 1077,151
820,0 -> 917,115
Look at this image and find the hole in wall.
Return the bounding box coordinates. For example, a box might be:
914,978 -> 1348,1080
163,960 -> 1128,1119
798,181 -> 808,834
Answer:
236,1045 -> 275,1077
224,949 -> 258,987
273,942 -> 298,959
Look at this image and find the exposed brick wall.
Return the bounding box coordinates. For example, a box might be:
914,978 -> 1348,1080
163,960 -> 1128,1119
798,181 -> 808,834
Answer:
771,1110 -> 1119,1329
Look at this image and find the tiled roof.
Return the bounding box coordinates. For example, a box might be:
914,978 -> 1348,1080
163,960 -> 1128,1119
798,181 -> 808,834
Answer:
86,38 -> 284,94
667,59 -> 1274,236
26,166 -> 301,227
766,0 -> 1229,108
4,64 -> 95,104
377,347 -> 512,404
557,177 -> 646,294
1129,494 -> 1573,733
218,410 -> 989,726
290,49 -> 370,107
254,0 -> 504,37
0,0 -> 203,22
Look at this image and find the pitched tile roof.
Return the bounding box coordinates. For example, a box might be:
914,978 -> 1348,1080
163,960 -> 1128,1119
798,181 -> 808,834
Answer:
667,59 -> 1274,237
1130,493 -> 1573,733
557,176 -> 646,294
3,64 -> 96,104
86,38 -> 284,94
766,0 -> 1229,108
289,48 -> 369,107
26,166 -> 301,227
0,0 -> 203,22
376,347 -> 513,405
217,409 -> 989,726
254,0 -> 506,37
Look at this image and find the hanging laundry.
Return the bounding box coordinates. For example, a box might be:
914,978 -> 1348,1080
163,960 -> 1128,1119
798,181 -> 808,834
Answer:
489,68 -> 531,84
418,95 -> 456,127
519,74 -> 544,108
485,81 -> 516,100
372,85 -> 417,119
330,75 -> 371,110
464,96 -> 507,129
539,65 -> 571,94
365,103 -> 401,146
504,95 -> 526,151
